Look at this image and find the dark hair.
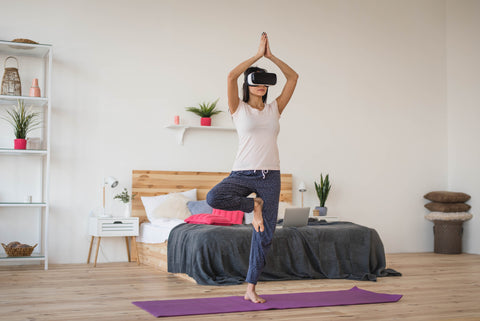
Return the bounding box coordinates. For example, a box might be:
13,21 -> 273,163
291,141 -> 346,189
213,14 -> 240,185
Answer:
242,66 -> 269,103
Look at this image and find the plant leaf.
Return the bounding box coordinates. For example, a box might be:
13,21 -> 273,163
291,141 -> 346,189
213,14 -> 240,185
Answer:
185,98 -> 223,117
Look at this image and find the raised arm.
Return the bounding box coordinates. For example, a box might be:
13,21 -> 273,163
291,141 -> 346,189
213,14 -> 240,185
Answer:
227,34 -> 267,114
264,34 -> 299,115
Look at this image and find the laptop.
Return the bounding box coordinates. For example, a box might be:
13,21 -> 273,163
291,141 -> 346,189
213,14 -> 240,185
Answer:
279,207 -> 310,228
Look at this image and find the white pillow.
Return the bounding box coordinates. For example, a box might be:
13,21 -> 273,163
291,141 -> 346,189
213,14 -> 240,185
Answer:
141,189 -> 197,221
150,217 -> 185,228
244,193 -> 256,224
277,202 -> 294,220
180,188 -> 197,201
150,194 -> 192,220
244,211 -> 254,224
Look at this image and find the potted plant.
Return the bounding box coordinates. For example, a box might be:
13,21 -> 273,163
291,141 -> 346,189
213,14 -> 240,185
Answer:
1,99 -> 41,149
314,173 -> 331,216
186,98 -> 222,126
114,188 -> 137,217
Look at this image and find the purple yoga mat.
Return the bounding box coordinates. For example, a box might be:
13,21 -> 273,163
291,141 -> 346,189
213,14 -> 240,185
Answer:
132,286 -> 402,317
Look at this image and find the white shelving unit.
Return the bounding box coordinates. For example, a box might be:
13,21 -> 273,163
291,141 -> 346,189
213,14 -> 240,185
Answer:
0,40 -> 52,269
166,124 -> 236,145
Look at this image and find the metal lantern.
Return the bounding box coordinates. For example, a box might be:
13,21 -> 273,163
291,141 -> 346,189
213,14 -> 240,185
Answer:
1,56 -> 22,96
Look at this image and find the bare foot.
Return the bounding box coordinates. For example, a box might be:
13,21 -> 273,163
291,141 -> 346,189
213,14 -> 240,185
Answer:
253,198 -> 264,233
244,284 -> 266,303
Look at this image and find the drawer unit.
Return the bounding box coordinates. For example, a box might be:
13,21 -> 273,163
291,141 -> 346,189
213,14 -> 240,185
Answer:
88,217 -> 139,237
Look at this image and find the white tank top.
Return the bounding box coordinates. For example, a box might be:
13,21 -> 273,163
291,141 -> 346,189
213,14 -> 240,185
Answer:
231,100 -> 280,171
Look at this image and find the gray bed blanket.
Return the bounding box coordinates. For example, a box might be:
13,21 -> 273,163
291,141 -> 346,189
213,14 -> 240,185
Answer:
167,221 -> 400,285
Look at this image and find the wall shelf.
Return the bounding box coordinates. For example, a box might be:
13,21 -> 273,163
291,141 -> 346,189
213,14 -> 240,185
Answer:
166,124 -> 236,145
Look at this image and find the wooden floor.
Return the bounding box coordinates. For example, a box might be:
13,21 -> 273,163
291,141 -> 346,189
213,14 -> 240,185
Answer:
1,253 -> 480,321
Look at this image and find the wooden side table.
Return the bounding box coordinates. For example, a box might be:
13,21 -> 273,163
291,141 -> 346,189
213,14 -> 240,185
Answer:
87,216 -> 139,267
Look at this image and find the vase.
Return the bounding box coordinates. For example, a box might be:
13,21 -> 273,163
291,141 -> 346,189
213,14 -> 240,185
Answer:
200,117 -> 211,126
14,138 -> 27,149
124,203 -> 131,218
29,78 -> 41,97
315,206 -> 328,216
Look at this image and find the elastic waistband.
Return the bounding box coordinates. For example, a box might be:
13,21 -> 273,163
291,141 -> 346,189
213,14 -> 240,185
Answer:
232,170 -> 280,173
231,170 -> 280,180
255,169 -> 268,179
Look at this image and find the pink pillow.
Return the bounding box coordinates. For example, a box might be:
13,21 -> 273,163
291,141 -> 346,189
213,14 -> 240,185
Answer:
212,208 -> 244,225
184,214 -> 232,226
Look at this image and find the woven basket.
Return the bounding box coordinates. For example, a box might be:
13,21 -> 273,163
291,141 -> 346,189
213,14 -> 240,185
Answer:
1,243 -> 37,257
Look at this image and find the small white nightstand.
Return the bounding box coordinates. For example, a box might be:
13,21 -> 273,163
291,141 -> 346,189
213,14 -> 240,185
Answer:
87,216 -> 139,267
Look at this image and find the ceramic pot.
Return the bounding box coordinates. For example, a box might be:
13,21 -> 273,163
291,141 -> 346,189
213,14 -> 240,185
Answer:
200,117 -> 211,126
315,206 -> 328,216
14,138 -> 27,149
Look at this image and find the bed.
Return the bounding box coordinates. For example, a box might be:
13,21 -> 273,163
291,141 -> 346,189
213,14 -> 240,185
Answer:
131,170 -> 399,285
131,170 -> 292,274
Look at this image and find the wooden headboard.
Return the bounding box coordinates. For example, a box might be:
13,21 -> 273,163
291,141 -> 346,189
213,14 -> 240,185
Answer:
132,170 -> 293,221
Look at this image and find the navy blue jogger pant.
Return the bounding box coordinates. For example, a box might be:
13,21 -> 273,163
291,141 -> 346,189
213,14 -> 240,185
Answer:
206,170 -> 281,284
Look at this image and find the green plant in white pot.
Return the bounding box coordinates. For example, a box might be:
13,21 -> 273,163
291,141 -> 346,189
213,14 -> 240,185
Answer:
1,99 -> 41,149
114,188 -> 137,218
314,173 -> 331,216
186,98 -> 222,126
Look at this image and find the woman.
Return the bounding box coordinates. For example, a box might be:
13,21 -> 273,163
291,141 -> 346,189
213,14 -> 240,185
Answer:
207,32 -> 298,303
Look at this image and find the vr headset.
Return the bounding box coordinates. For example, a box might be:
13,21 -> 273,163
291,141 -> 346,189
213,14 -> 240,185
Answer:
247,72 -> 277,86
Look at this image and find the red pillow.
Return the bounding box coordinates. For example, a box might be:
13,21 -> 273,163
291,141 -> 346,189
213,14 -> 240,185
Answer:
184,214 -> 232,226
212,208 -> 244,225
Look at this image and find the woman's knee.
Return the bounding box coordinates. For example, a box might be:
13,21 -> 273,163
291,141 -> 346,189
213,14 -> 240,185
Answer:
206,188 -> 220,208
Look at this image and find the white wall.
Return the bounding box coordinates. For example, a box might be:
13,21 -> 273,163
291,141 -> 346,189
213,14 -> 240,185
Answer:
446,0 -> 480,254
0,0 -> 453,263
